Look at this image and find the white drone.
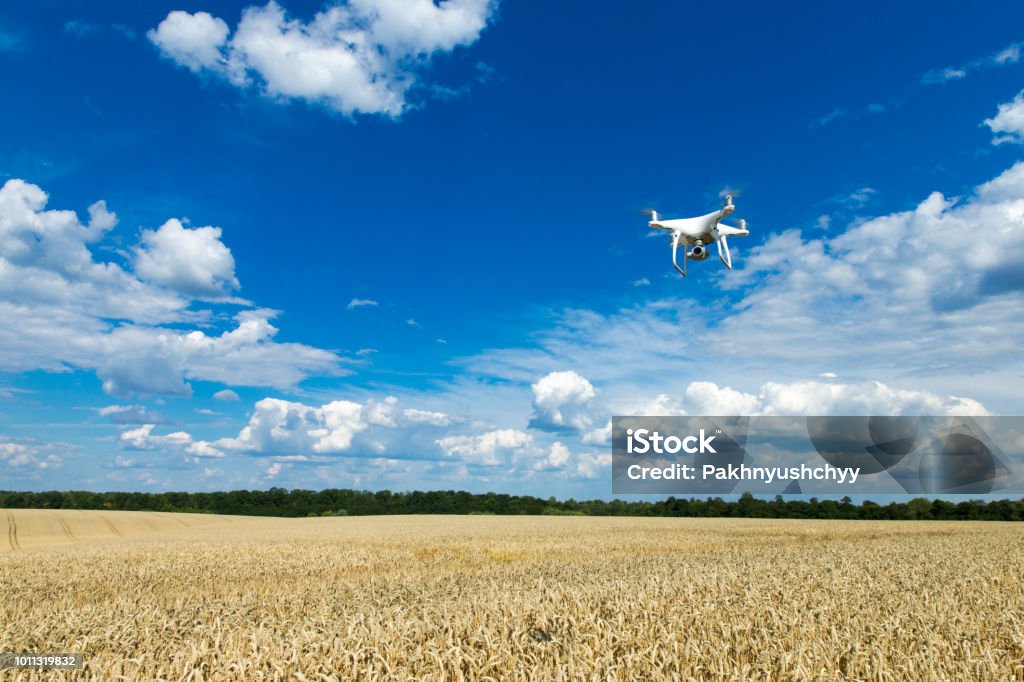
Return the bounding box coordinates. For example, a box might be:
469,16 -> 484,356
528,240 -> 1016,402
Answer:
648,195 -> 750,277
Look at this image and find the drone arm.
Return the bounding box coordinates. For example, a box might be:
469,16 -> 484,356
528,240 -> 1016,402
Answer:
672,232 -> 687,277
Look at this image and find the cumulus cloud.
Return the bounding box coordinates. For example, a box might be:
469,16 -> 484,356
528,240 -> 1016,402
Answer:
213,389 -> 240,401
985,90 -> 1024,144
0,178 -> 344,397
976,160 -> 1024,201
147,11 -> 230,73
531,441 -> 570,471
529,370 -> 596,432
119,424 -> 190,450
218,398 -> 364,453
216,395 -> 452,456
133,219 -> 240,299
684,382 -> 760,415
118,424 -> 223,458
614,393 -> 687,417
149,0 -> 498,117
581,421 -> 612,445
0,441 -> 63,469
574,452 -> 611,479
436,428 -> 532,466
528,441 -> 608,478
95,309 -> 342,398
683,380 -> 988,416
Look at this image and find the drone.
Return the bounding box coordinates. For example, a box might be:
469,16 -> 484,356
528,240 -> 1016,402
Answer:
648,195 -> 750,277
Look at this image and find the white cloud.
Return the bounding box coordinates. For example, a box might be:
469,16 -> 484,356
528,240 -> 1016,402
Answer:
148,11 -> 230,73
528,370 -> 596,432
683,380 -> 988,416
118,423 -> 224,457
149,0 -> 498,117
532,441 -> 571,471
574,452 -> 611,479
220,397 -> 364,453
402,408 -> 452,426
985,90 -> 1024,144
846,187 -> 877,206
995,45 -> 1021,65
632,277 -> 650,287
216,395 -> 452,456
0,441 -> 62,469
213,388 -> 240,401
613,393 -> 687,417
98,404 -> 166,424
436,428 -> 532,466
0,178 -> 344,397
924,42 -> 1023,84
188,441 -> 224,457
924,67 -> 966,84
581,420 -> 611,445
684,382 -> 760,415
976,160 -> 1024,202
95,309 -> 342,398
265,462 -> 283,479
347,298 -> 379,309
133,219 -> 239,299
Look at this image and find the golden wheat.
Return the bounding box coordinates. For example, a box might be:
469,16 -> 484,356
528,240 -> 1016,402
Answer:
1,510 -> 1022,681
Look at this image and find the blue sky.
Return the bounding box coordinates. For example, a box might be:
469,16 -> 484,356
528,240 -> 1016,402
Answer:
1,0 -> 1023,496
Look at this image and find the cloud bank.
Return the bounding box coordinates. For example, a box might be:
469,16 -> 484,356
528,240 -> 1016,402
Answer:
0,178 -> 343,397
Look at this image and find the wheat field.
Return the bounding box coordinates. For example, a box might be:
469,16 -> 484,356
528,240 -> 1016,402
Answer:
1,510 -> 1022,681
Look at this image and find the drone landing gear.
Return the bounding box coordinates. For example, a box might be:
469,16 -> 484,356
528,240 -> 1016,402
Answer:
672,233 -> 687,277
717,236 -> 732,270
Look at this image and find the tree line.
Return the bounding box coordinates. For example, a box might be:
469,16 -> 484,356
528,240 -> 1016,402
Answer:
0,489 -> 1022,521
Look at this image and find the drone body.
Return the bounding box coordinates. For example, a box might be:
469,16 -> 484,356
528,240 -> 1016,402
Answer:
648,195 -> 750,277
